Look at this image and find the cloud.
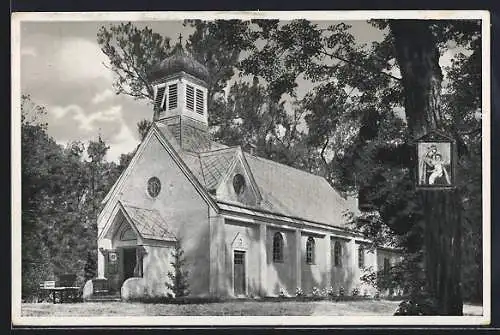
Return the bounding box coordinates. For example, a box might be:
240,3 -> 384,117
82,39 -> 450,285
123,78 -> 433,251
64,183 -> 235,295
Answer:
92,89 -> 115,104
48,104 -> 123,132
106,122 -> 139,163
75,105 -> 123,131
50,104 -> 84,119
55,38 -> 113,83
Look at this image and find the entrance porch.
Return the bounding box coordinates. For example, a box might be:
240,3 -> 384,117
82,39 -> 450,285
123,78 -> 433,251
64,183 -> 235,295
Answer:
92,201 -> 176,300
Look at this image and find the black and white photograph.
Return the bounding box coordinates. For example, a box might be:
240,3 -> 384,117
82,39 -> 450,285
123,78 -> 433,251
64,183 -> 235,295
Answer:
11,11 -> 490,326
418,142 -> 452,186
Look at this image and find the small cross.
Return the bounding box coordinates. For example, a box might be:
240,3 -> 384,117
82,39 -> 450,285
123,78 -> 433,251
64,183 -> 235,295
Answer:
178,33 -> 183,45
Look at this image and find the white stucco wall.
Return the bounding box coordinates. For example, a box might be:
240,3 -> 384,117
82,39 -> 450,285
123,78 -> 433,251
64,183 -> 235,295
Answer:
330,237 -> 353,293
98,134 -> 211,296
300,233 -> 328,293
223,220 -> 261,297
265,227 -> 296,296
142,244 -> 174,297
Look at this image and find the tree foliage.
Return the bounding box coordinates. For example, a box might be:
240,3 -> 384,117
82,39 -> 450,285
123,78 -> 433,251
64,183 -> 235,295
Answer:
21,95 -> 120,300
21,19 -> 482,305
97,22 -> 172,100
237,19 -> 482,303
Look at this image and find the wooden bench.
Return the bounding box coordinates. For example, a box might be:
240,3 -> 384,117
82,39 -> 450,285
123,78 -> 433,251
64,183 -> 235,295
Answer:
38,274 -> 81,304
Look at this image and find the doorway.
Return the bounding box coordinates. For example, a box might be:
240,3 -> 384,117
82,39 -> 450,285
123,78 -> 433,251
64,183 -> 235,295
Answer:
122,248 -> 136,283
233,250 -> 246,296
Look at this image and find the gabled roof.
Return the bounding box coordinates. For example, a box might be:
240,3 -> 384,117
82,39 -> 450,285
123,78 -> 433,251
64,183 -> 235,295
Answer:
199,147 -> 239,190
243,154 -> 358,228
101,119 -> 358,234
154,122 -> 357,228
120,201 -> 176,242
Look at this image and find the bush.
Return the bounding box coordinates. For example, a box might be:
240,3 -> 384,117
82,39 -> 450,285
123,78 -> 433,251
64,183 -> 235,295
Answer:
351,288 -> 360,296
279,288 -> 287,298
394,294 -> 438,315
295,287 -> 304,297
311,287 -> 321,297
165,241 -> 190,298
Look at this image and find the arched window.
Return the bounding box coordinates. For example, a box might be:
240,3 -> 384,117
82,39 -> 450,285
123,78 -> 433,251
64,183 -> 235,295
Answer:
120,227 -> 136,241
233,174 -> 246,195
306,237 -> 315,264
272,232 -> 284,262
358,245 -> 365,268
334,241 -> 342,267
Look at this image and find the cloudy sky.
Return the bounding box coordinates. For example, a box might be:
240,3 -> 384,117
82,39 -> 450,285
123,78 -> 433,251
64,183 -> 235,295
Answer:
18,17 -> 461,162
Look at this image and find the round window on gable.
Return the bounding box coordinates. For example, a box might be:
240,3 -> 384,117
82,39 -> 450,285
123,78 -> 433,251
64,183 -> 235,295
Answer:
147,177 -> 161,198
233,174 -> 246,195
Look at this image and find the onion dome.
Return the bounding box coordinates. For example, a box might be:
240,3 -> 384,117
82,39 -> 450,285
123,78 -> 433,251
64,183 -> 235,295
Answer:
148,43 -> 209,83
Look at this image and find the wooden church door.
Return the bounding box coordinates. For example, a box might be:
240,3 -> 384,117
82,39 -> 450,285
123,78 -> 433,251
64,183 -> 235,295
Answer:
122,248 -> 137,282
233,251 -> 246,296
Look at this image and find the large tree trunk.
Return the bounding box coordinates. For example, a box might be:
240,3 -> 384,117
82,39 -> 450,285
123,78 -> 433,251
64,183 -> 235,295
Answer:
389,20 -> 463,315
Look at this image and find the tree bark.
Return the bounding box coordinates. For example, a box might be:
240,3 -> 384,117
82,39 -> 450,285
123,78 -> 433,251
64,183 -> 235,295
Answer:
389,20 -> 463,315
390,20 -> 443,139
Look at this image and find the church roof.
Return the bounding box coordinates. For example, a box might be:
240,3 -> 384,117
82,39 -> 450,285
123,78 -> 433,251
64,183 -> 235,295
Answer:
244,154 -> 358,227
199,148 -> 239,190
153,122 -> 357,228
120,202 -> 176,242
148,43 -> 210,83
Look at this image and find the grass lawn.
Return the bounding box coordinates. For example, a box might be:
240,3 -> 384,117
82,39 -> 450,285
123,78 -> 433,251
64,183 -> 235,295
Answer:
20,300 -> 482,317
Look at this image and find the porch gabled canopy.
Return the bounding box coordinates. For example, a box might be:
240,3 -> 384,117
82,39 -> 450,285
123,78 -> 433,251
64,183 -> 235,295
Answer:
102,200 -> 177,242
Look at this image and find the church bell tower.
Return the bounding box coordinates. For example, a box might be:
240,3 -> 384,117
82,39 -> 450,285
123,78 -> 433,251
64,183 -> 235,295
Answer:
147,36 -> 210,151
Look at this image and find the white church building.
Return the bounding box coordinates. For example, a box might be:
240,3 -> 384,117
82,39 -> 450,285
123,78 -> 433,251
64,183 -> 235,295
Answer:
94,43 -> 401,300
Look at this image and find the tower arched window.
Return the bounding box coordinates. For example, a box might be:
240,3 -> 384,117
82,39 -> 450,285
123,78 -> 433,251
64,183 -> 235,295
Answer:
334,241 -> 342,267
272,232 -> 284,263
306,237 -> 315,264
358,245 -> 365,268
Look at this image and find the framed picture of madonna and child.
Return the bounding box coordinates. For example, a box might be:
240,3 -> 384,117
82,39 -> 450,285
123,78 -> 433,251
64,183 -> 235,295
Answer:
416,131 -> 457,190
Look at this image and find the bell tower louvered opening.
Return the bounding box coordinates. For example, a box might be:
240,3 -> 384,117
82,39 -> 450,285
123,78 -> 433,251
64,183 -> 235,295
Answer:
148,42 -> 210,150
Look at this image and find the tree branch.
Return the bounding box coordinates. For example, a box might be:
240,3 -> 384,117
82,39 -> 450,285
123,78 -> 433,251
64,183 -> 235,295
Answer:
319,48 -> 402,82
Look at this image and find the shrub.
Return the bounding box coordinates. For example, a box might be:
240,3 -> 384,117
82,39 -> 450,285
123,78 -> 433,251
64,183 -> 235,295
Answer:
394,294 -> 438,315
279,288 -> 287,298
295,287 -> 304,297
323,286 -> 335,297
165,240 -> 190,298
351,288 -> 360,296
338,286 -> 345,296
326,286 -> 336,297
311,286 -> 321,297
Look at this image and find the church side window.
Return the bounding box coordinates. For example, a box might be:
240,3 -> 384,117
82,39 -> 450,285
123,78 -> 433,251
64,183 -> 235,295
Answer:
273,232 -> 284,262
168,83 -> 178,110
154,85 -> 166,112
186,84 -> 195,111
358,245 -> 365,268
195,88 -> 204,115
334,240 -> 342,267
306,237 -> 315,264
